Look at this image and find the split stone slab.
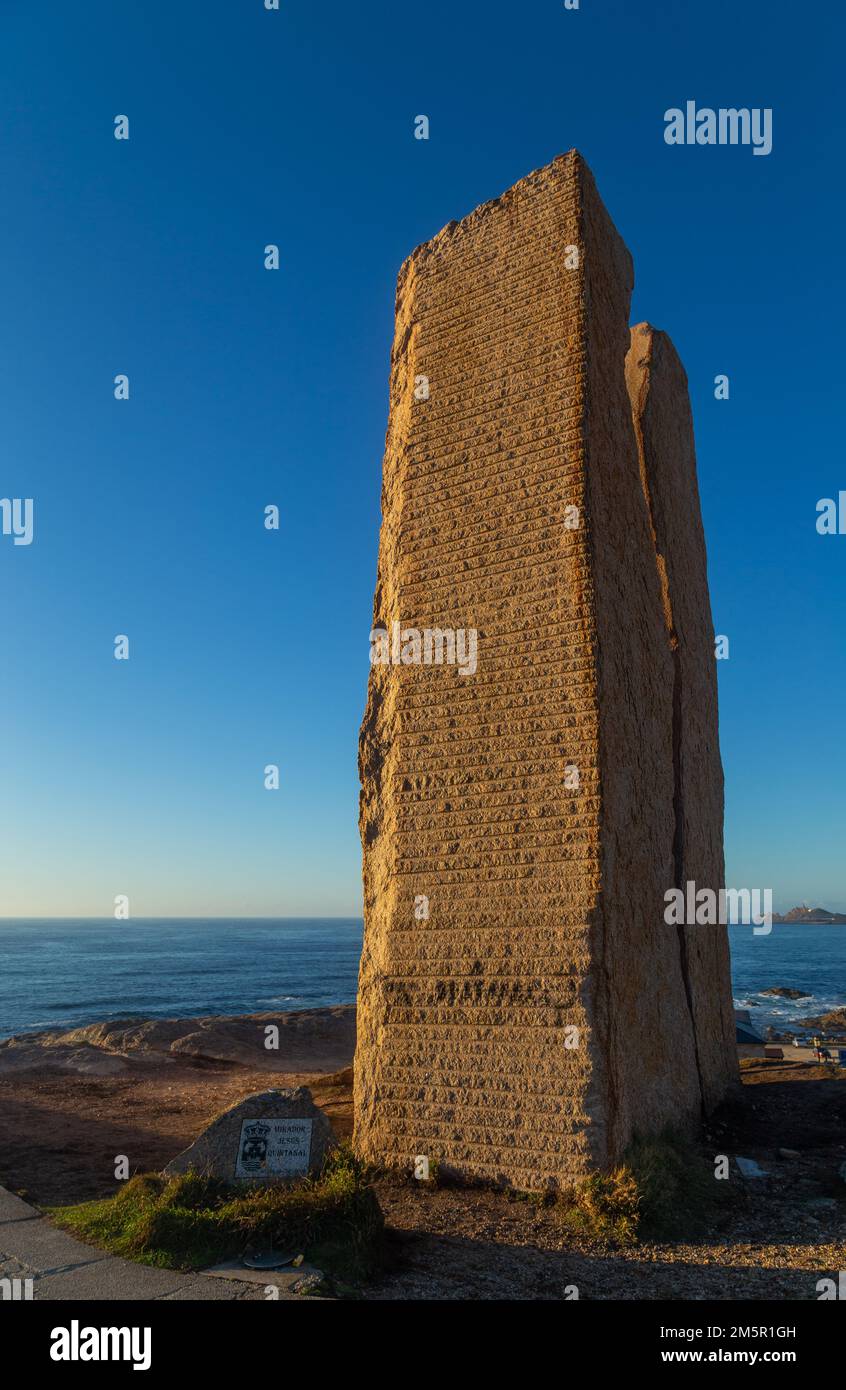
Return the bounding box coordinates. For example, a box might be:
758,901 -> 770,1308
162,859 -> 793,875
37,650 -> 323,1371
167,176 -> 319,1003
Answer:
202,1259 -> 323,1291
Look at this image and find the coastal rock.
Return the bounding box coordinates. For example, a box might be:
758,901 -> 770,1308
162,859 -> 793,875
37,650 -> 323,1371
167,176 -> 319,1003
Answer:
163,1087 -> 336,1183
794,1009 -> 846,1033
0,1038 -> 145,1076
354,152 -> 736,1189
772,907 -> 846,924
760,987 -> 810,1000
0,1006 -> 356,1077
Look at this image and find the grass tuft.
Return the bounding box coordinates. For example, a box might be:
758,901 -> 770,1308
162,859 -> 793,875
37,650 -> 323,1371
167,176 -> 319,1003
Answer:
555,1167 -> 641,1247
625,1130 -> 734,1241
553,1130 -> 731,1247
48,1146 -> 383,1285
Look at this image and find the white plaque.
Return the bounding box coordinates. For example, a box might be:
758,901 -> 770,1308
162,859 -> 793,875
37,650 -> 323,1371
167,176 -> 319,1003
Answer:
235,1117 -> 313,1179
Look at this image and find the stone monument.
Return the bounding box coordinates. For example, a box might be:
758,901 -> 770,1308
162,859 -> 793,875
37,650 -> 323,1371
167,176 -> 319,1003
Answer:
164,1087 -> 336,1184
354,152 -> 736,1190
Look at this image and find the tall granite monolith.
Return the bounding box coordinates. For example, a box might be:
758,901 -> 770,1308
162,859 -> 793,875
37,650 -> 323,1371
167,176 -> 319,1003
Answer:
354,152 -> 736,1190
626,322 -> 737,1113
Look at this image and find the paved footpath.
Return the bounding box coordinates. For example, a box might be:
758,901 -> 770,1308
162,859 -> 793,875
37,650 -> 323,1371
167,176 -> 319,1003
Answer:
0,1186 -> 316,1301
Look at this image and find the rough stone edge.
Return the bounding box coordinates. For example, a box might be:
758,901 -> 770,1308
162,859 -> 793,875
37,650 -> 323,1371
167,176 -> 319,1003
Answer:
626,322 -> 738,1115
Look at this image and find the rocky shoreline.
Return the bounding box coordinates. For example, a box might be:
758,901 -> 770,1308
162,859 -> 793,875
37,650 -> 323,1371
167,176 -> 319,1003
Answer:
0,1005 -> 356,1078
749,1006 -> 846,1045
785,1009 -> 846,1036
3,995 -> 844,1077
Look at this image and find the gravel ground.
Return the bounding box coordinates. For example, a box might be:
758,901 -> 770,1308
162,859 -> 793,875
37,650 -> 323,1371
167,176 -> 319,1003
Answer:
363,1061 -> 846,1300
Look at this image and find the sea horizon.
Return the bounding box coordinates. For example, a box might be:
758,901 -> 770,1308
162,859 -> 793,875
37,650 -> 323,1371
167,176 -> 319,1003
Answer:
1,917 -> 844,1043
0,915 -> 365,922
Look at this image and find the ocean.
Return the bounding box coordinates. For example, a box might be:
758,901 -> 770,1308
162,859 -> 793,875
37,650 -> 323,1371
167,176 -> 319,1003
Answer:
0,919 -> 363,1040
728,922 -> 846,1032
0,918 -> 843,1041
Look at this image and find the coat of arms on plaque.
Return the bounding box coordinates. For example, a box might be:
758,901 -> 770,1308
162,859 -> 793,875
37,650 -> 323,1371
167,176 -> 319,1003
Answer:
238,1121 -> 271,1173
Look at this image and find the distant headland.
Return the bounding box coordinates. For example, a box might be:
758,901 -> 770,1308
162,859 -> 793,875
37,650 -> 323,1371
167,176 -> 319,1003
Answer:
771,906 -> 846,924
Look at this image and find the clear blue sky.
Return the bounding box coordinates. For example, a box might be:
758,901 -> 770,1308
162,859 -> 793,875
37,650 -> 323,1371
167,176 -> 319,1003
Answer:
0,0 -> 843,916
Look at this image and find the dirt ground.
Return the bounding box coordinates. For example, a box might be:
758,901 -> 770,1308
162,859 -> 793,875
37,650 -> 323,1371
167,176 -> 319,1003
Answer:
366,1060 -> 846,1299
0,1063 -> 354,1206
1,1055 -> 844,1300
